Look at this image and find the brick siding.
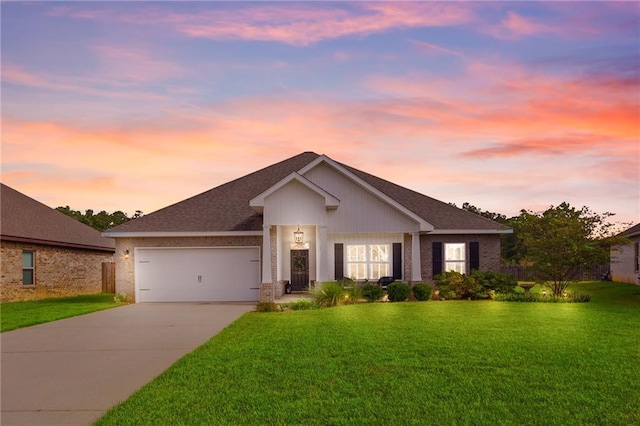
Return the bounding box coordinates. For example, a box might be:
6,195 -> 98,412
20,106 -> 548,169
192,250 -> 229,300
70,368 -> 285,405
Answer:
420,234 -> 501,282
1,240 -> 114,302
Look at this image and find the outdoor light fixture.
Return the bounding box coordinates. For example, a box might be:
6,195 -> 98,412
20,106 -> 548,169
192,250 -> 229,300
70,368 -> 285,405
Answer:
124,249 -> 130,259
293,226 -> 304,244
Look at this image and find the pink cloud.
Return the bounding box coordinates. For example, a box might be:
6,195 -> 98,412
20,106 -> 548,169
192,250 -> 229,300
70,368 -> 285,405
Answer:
1,63 -> 167,102
409,40 -> 463,57
50,3 -> 475,46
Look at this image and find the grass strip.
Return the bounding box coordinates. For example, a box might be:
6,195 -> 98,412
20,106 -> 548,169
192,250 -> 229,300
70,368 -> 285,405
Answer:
1,293 -> 122,332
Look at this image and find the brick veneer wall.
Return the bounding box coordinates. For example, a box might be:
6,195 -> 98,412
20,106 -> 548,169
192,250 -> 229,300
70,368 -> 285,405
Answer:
115,236 -> 263,302
420,234 -> 502,282
0,240 -> 114,302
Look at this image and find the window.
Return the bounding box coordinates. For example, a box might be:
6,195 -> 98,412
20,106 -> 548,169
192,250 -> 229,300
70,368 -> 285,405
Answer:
347,245 -> 367,280
346,244 -> 390,280
635,242 -> 639,273
445,243 -> 466,274
22,251 -> 34,285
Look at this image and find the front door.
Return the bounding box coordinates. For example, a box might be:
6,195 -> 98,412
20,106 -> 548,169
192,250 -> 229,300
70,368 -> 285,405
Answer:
291,250 -> 310,291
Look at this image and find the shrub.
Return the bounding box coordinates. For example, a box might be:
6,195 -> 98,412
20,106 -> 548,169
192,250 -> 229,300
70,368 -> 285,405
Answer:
412,283 -> 433,301
436,271 -> 484,300
255,302 -> 279,312
361,283 -> 383,302
313,282 -> 346,307
279,299 -> 318,311
494,291 -> 591,303
387,282 -> 410,302
343,284 -> 363,304
470,270 -> 517,294
436,270 -> 517,300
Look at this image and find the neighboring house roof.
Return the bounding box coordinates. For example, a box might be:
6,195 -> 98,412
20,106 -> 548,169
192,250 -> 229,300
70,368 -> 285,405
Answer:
106,152 -> 510,234
619,223 -> 640,238
0,183 -> 115,251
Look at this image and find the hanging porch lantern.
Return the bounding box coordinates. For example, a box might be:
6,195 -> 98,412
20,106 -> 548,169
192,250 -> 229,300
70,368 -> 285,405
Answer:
293,225 -> 304,244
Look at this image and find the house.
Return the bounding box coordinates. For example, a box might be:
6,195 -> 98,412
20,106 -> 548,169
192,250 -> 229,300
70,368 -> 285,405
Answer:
104,152 -> 511,303
0,183 -> 115,302
610,223 -> 640,285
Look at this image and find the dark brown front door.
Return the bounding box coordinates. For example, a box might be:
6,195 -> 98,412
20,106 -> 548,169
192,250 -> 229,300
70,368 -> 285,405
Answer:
291,250 -> 309,291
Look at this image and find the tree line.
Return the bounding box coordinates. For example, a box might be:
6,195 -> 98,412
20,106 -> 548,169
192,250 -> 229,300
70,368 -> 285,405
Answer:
56,206 -> 143,232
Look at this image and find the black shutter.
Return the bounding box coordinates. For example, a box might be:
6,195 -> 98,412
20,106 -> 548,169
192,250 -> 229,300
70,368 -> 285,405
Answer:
392,243 -> 402,280
334,243 -> 344,280
432,242 -> 442,278
470,242 -> 480,271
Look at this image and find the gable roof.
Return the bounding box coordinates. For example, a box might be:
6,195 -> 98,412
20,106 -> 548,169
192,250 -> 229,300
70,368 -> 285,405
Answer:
619,223 -> 640,238
105,152 -> 509,235
249,172 -> 340,212
0,183 -> 115,251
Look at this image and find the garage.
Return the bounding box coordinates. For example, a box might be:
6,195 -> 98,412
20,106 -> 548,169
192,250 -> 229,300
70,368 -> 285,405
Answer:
135,247 -> 260,302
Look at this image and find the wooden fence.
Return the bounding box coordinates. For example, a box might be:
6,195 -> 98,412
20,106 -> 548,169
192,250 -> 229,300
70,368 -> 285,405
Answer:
500,264 -> 609,282
102,261 -> 116,293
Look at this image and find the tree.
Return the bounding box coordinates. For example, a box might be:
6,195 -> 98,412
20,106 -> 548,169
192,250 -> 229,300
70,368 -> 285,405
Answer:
515,202 -> 629,296
56,206 -> 143,232
457,202 -> 523,264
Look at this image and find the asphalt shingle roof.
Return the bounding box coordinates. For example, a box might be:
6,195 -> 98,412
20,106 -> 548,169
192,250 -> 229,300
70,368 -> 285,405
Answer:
108,152 -> 507,233
1,183 -> 115,251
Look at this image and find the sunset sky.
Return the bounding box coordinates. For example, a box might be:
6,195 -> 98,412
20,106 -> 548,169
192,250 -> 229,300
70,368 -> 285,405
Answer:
2,1 -> 638,226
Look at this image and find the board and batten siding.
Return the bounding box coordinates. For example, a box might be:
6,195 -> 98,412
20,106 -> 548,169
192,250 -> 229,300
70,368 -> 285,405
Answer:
263,180 -> 327,226
303,162 -> 420,233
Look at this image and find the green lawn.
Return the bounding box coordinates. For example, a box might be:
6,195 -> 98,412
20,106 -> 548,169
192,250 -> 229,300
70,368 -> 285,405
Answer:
96,282 -> 640,425
1,293 -> 123,332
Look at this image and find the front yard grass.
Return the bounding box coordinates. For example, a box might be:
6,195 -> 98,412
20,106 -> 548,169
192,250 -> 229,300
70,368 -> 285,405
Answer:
97,282 -> 640,425
1,293 -> 122,332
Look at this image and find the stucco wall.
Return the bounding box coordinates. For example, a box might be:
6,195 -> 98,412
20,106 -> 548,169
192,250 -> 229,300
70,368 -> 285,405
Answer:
115,236 -> 263,302
611,235 -> 640,284
0,240 -> 114,302
420,234 -> 502,282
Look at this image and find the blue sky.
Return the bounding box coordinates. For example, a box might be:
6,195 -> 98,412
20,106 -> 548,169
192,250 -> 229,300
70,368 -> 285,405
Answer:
1,1 -> 638,226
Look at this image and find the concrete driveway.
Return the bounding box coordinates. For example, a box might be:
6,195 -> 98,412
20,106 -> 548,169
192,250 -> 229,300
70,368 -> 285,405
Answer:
1,302 -> 255,425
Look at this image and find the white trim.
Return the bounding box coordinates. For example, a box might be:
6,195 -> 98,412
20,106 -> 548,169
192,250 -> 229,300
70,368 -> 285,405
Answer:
427,229 -> 512,235
249,172 -> 340,212
103,231 -> 262,238
298,155 -> 434,232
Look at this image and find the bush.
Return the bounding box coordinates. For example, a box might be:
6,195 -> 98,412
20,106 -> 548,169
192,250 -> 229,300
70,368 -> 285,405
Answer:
412,283 -> 433,301
436,271 -> 484,300
387,282 -> 410,302
361,283 -> 383,302
343,283 -> 363,304
494,291 -> 591,303
313,282 -> 346,307
470,270 -> 517,294
279,299 -> 318,311
255,302 -> 279,312
436,270 -> 517,300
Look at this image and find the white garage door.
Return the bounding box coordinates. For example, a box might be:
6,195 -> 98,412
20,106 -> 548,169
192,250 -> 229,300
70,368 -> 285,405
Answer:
136,247 -> 260,302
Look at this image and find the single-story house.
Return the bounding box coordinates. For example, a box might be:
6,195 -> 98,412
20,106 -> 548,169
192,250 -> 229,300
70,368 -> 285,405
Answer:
0,183 -> 115,302
104,152 -> 511,303
610,223 -> 640,285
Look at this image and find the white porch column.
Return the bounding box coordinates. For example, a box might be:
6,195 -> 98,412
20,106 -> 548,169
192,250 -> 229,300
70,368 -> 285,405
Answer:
317,225 -> 329,282
411,232 -> 422,282
262,225 -> 272,284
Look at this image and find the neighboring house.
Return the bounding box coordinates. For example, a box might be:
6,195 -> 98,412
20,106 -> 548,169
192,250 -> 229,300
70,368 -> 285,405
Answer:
104,152 -> 511,303
0,183 -> 115,302
611,223 -> 640,285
